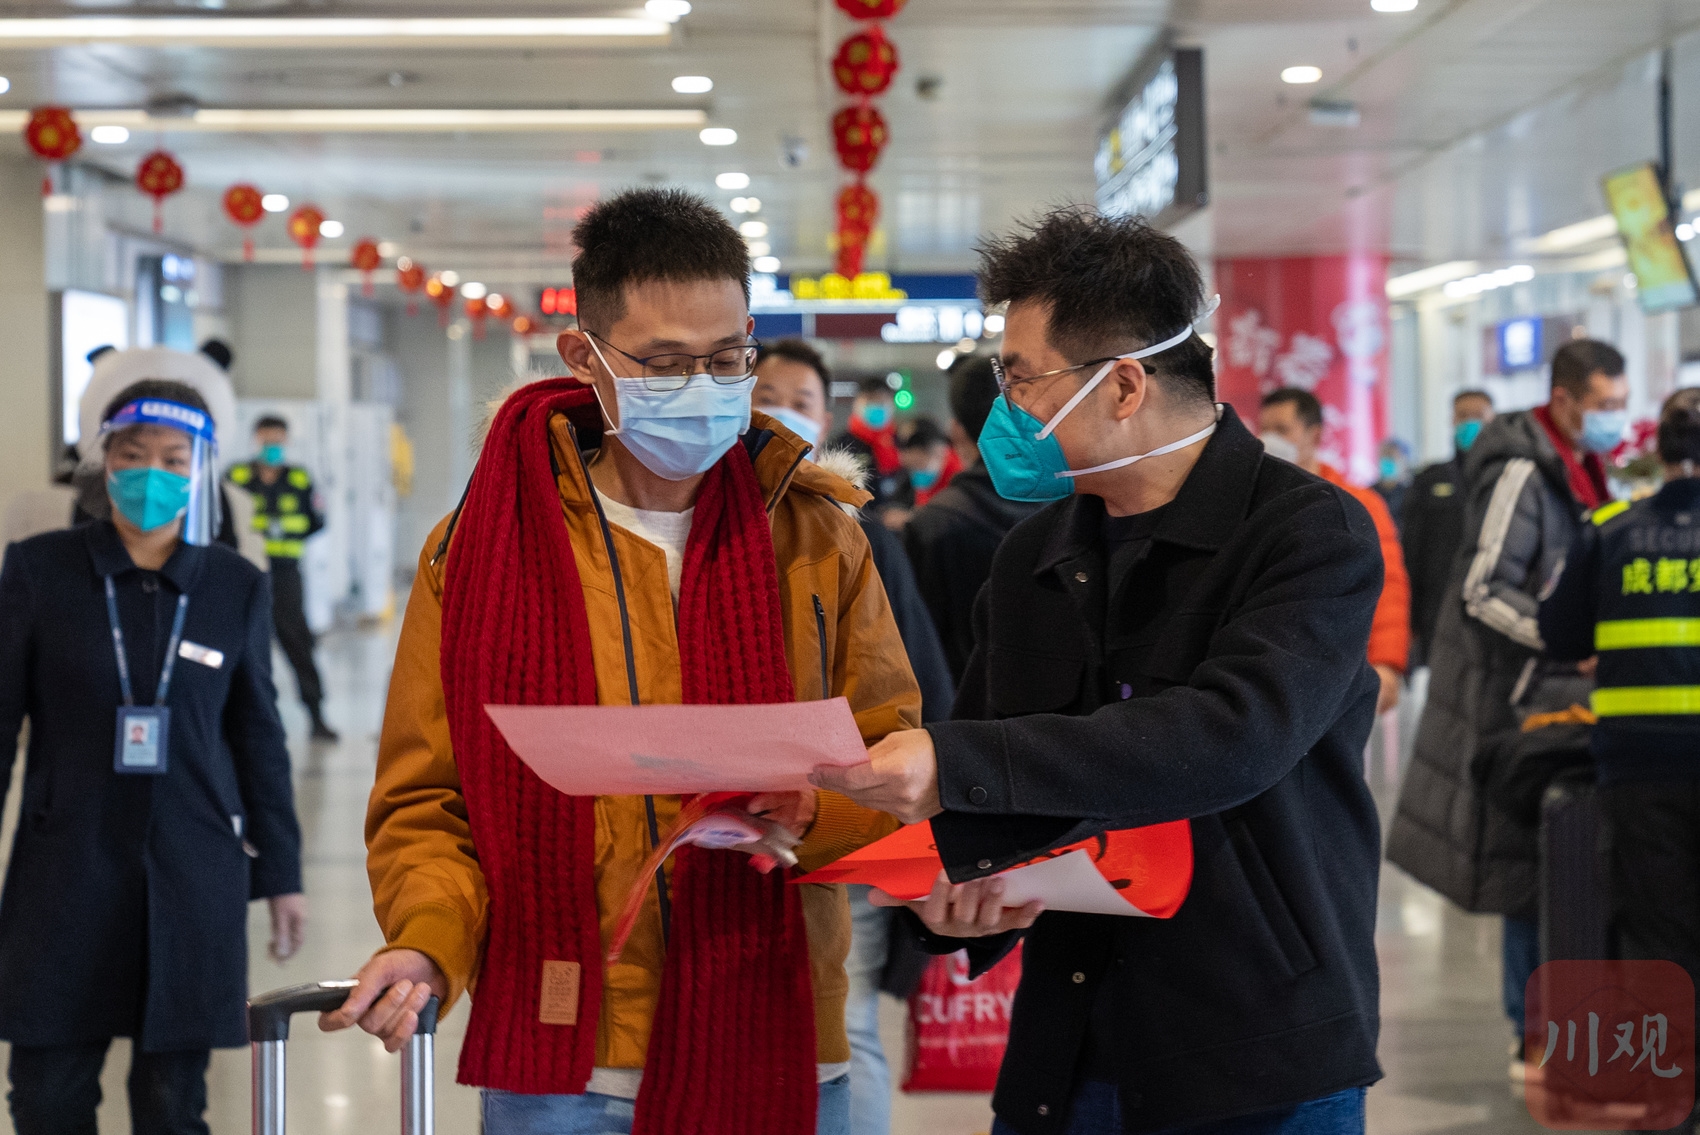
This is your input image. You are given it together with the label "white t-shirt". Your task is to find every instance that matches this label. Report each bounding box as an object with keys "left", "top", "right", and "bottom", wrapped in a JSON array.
[
  {"left": 586, "top": 490, "right": 850, "bottom": 1097},
  {"left": 597, "top": 494, "right": 694, "bottom": 604}
]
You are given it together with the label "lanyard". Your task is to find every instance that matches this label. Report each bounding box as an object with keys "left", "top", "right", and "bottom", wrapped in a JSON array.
[{"left": 104, "top": 576, "right": 189, "bottom": 708}]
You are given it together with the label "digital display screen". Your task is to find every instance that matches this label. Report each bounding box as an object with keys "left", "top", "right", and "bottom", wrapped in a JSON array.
[
  {"left": 60, "top": 290, "right": 129, "bottom": 446},
  {"left": 1602, "top": 162, "right": 1698, "bottom": 314},
  {"left": 1498, "top": 317, "right": 1542, "bottom": 371}
]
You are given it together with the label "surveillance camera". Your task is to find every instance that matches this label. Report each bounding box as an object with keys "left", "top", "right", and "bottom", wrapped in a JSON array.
[
  {"left": 915, "top": 75, "right": 943, "bottom": 101},
  {"left": 781, "top": 135, "right": 809, "bottom": 169}
]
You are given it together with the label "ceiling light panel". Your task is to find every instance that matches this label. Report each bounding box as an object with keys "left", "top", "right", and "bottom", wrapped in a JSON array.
[
  {"left": 0, "top": 18, "right": 672, "bottom": 49},
  {"left": 0, "top": 108, "right": 707, "bottom": 133}
]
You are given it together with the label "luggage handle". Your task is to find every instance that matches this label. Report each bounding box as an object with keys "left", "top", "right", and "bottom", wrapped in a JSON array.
[{"left": 249, "top": 980, "right": 440, "bottom": 1135}]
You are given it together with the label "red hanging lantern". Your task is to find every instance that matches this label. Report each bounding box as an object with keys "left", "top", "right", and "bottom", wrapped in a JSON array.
[
  {"left": 835, "top": 0, "right": 906, "bottom": 18},
  {"left": 135, "top": 150, "right": 185, "bottom": 234},
  {"left": 425, "top": 274, "right": 455, "bottom": 327},
  {"left": 396, "top": 256, "right": 426, "bottom": 316},
  {"left": 287, "top": 204, "right": 325, "bottom": 269},
  {"left": 832, "top": 105, "right": 889, "bottom": 173},
  {"left": 464, "top": 295, "right": 489, "bottom": 339},
  {"left": 350, "top": 237, "right": 382, "bottom": 297},
  {"left": 832, "top": 26, "right": 899, "bottom": 97},
  {"left": 834, "top": 182, "right": 878, "bottom": 280},
  {"left": 223, "top": 184, "right": 265, "bottom": 261},
  {"left": 837, "top": 182, "right": 880, "bottom": 238},
  {"left": 23, "top": 107, "right": 80, "bottom": 195},
  {"left": 835, "top": 229, "right": 871, "bottom": 280}
]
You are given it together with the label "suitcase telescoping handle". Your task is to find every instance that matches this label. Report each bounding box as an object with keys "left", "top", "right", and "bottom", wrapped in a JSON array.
[{"left": 248, "top": 980, "right": 440, "bottom": 1135}]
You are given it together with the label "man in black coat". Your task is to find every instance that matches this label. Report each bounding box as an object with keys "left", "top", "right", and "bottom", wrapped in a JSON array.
[
  {"left": 904, "top": 355, "right": 1043, "bottom": 683},
  {"left": 1401, "top": 388, "right": 1494, "bottom": 667},
  {"left": 815, "top": 208, "right": 1385, "bottom": 1135},
  {"left": 1386, "top": 341, "right": 1626, "bottom": 1075}
]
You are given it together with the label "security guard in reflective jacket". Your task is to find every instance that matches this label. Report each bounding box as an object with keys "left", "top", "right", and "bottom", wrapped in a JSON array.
[
  {"left": 1540, "top": 387, "right": 1700, "bottom": 1011},
  {"left": 226, "top": 415, "right": 337, "bottom": 741}
]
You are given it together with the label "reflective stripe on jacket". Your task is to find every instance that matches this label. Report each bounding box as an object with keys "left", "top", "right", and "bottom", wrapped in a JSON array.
[
  {"left": 226, "top": 463, "right": 324, "bottom": 561},
  {"left": 366, "top": 407, "right": 920, "bottom": 1070},
  {"left": 1539, "top": 478, "right": 1700, "bottom": 782}
]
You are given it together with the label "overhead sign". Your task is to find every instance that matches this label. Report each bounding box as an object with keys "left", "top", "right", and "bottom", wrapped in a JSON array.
[{"left": 1094, "top": 46, "right": 1207, "bottom": 227}]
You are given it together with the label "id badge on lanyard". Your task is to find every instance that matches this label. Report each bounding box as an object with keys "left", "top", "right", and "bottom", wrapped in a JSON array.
[{"left": 106, "top": 576, "right": 188, "bottom": 776}]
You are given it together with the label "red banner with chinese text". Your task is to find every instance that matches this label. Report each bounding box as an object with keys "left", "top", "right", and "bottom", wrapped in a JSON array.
[{"left": 1214, "top": 255, "right": 1391, "bottom": 485}]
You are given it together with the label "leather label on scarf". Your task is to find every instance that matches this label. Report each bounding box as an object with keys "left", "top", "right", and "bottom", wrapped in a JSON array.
[{"left": 539, "top": 960, "right": 582, "bottom": 1026}]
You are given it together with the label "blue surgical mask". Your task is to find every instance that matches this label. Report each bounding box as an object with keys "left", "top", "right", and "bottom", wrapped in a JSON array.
[
  {"left": 108, "top": 467, "right": 191, "bottom": 532},
  {"left": 1580, "top": 409, "right": 1628, "bottom": 455},
  {"left": 910, "top": 467, "right": 940, "bottom": 490},
  {"left": 857, "top": 403, "right": 892, "bottom": 431},
  {"left": 260, "top": 443, "right": 285, "bottom": 466},
  {"left": 980, "top": 300, "right": 1222, "bottom": 503},
  {"left": 1379, "top": 457, "right": 1400, "bottom": 482},
  {"left": 762, "top": 405, "right": 822, "bottom": 448},
  {"left": 1454, "top": 419, "right": 1483, "bottom": 452},
  {"left": 589, "top": 338, "right": 755, "bottom": 481}
]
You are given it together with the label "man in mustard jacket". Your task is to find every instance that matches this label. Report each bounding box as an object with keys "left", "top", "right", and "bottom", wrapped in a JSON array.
[{"left": 320, "top": 188, "right": 919, "bottom": 1135}]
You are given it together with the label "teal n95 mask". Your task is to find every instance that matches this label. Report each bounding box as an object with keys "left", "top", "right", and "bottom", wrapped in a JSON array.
[{"left": 980, "top": 296, "right": 1221, "bottom": 502}]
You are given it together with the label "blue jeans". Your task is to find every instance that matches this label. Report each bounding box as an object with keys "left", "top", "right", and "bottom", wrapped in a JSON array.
[
  {"left": 845, "top": 885, "right": 894, "bottom": 1135},
  {"left": 1502, "top": 914, "right": 1540, "bottom": 1039},
  {"left": 482, "top": 1074, "right": 851, "bottom": 1135},
  {"left": 991, "top": 1083, "right": 1366, "bottom": 1135}
]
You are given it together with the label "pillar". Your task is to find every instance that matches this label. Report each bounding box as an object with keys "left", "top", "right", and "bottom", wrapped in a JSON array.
[{"left": 0, "top": 160, "right": 52, "bottom": 501}]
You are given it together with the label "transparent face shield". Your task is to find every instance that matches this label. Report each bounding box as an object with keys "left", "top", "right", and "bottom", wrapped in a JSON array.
[{"left": 99, "top": 399, "right": 221, "bottom": 545}]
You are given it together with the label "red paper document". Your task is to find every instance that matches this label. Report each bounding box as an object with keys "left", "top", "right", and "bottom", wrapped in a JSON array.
[
  {"left": 797, "top": 819, "right": 1193, "bottom": 918},
  {"left": 484, "top": 697, "right": 867, "bottom": 797}
]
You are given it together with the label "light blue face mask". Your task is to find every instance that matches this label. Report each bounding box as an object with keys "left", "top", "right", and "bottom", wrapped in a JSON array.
[
  {"left": 589, "top": 337, "right": 755, "bottom": 481},
  {"left": 108, "top": 467, "right": 192, "bottom": 532},
  {"left": 762, "top": 405, "right": 823, "bottom": 448},
  {"left": 980, "top": 298, "right": 1221, "bottom": 502},
  {"left": 1580, "top": 409, "right": 1628, "bottom": 455},
  {"left": 260, "top": 443, "right": 285, "bottom": 466}
]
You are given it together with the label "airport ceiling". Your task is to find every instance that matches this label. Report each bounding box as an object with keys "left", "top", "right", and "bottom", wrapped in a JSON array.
[{"left": 0, "top": 0, "right": 1696, "bottom": 274}]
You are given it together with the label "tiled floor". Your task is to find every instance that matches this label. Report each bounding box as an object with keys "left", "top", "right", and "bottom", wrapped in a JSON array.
[{"left": 0, "top": 632, "right": 1604, "bottom": 1133}]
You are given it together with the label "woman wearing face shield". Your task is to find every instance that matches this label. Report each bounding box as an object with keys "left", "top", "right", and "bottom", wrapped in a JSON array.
[{"left": 0, "top": 379, "right": 305, "bottom": 1135}]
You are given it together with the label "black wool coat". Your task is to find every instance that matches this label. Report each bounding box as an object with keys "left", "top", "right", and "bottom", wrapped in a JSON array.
[
  {"left": 921, "top": 407, "right": 1385, "bottom": 1135},
  {"left": 0, "top": 522, "right": 301, "bottom": 1051}
]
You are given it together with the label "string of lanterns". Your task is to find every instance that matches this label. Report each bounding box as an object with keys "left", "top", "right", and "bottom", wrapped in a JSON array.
[
  {"left": 16, "top": 105, "right": 556, "bottom": 340},
  {"left": 829, "top": 0, "right": 905, "bottom": 279}
]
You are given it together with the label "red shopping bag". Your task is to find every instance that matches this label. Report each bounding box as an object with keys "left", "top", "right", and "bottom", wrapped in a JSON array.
[{"left": 902, "top": 943, "right": 1023, "bottom": 1093}]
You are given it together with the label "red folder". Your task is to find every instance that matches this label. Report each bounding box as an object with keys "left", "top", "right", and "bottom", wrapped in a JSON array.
[{"left": 797, "top": 818, "right": 1192, "bottom": 918}]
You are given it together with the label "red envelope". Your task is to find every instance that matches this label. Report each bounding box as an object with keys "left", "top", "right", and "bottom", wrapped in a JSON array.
[{"left": 797, "top": 819, "right": 1192, "bottom": 918}]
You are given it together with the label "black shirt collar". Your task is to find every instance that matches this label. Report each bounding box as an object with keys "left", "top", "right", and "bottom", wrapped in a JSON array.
[
  {"left": 1653, "top": 477, "right": 1700, "bottom": 511},
  {"left": 1036, "top": 405, "right": 1264, "bottom": 577},
  {"left": 85, "top": 520, "right": 207, "bottom": 593}
]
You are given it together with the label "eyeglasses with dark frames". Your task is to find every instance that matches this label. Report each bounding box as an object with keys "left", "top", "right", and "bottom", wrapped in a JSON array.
[
  {"left": 988, "top": 354, "right": 1125, "bottom": 398},
  {"left": 588, "top": 331, "right": 760, "bottom": 393}
]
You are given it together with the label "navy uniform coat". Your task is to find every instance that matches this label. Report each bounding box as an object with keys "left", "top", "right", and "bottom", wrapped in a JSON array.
[{"left": 0, "top": 521, "right": 302, "bottom": 1051}]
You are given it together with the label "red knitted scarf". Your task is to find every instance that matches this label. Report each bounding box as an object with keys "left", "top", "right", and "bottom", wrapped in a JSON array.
[
  {"left": 1533, "top": 404, "right": 1608, "bottom": 511},
  {"left": 440, "top": 379, "right": 817, "bottom": 1134}
]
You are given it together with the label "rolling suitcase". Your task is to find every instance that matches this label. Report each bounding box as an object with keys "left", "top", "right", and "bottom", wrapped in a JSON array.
[
  {"left": 248, "top": 981, "right": 439, "bottom": 1135},
  {"left": 1537, "top": 773, "right": 1611, "bottom": 963}
]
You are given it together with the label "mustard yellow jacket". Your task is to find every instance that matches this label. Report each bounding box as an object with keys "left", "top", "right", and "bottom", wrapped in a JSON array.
[{"left": 366, "top": 408, "right": 918, "bottom": 1069}]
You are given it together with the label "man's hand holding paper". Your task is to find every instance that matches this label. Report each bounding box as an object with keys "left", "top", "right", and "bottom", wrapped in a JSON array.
[{"left": 808, "top": 726, "right": 942, "bottom": 824}]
